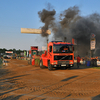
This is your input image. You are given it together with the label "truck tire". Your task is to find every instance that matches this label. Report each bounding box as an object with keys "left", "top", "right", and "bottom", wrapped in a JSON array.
[
  {"left": 40, "top": 60, "right": 45, "bottom": 69},
  {"left": 48, "top": 61, "right": 53, "bottom": 71},
  {"left": 67, "top": 66, "right": 71, "bottom": 70}
]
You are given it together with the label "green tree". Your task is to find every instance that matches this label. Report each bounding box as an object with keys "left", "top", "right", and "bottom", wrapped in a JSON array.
[
  {"left": 13, "top": 48, "right": 16, "bottom": 53},
  {"left": 2, "top": 48, "right": 7, "bottom": 53}
]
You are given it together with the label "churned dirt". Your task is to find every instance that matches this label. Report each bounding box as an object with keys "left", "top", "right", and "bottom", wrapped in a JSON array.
[{"left": 0, "top": 59, "right": 100, "bottom": 100}]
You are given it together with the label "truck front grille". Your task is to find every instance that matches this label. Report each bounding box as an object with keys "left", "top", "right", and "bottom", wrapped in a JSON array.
[
  {"left": 58, "top": 61, "right": 69, "bottom": 65},
  {"left": 54, "top": 55, "right": 72, "bottom": 60}
]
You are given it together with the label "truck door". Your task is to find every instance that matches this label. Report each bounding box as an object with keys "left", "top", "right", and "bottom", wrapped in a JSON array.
[{"left": 48, "top": 46, "right": 52, "bottom": 61}]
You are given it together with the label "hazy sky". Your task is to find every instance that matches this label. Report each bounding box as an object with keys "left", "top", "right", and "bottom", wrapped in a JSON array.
[{"left": 0, "top": 0, "right": 100, "bottom": 50}]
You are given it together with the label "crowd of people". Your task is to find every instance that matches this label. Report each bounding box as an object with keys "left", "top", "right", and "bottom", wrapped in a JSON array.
[{"left": 0, "top": 55, "right": 8, "bottom": 66}]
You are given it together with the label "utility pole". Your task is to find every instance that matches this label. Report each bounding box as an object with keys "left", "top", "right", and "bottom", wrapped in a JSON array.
[
  {"left": 47, "top": 37, "right": 49, "bottom": 51},
  {"left": 64, "top": 37, "right": 67, "bottom": 42},
  {"left": 90, "top": 33, "right": 96, "bottom": 58}
]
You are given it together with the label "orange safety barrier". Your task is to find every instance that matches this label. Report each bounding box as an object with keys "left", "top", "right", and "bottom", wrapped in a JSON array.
[{"left": 32, "top": 59, "right": 35, "bottom": 65}]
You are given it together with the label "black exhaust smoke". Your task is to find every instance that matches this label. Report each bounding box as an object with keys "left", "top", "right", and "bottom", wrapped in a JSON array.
[
  {"left": 38, "top": 4, "right": 100, "bottom": 57},
  {"left": 38, "top": 9, "right": 56, "bottom": 37}
]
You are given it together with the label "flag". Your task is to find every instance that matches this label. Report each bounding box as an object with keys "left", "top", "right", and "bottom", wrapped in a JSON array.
[
  {"left": 72, "top": 38, "right": 77, "bottom": 45},
  {"left": 91, "top": 33, "right": 96, "bottom": 38}
]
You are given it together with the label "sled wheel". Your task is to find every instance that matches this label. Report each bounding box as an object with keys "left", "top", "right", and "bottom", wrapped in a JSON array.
[{"left": 40, "top": 60, "right": 45, "bottom": 69}]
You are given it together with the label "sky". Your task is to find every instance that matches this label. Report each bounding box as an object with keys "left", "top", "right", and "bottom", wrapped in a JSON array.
[{"left": 0, "top": 0, "right": 100, "bottom": 50}]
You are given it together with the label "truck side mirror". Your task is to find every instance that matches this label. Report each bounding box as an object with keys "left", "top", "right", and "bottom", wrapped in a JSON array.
[
  {"left": 44, "top": 50, "right": 47, "bottom": 55},
  {"left": 49, "top": 46, "right": 52, "bottom": 52}
]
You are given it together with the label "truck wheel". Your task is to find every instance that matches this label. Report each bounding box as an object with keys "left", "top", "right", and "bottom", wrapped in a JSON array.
[
  {"left": 40, "top": 60, "right": 45, "bottom": 69},
  {"left": 48, "top": 61, "right": 53, "bottom": 71},
  {"left": 64, "top": 66, "right": 67, "bottom": 69}
]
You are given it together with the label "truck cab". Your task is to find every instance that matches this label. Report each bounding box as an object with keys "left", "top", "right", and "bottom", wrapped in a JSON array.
[{"left": 40, "top": 41, "right": 74, "bottom": 70}]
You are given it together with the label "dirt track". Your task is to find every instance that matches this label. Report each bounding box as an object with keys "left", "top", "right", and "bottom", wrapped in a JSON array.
[{"left": 0, "top": 59, "right": 100, "bottom": 100}]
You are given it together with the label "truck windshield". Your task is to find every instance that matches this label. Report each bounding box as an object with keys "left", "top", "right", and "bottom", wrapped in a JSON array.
[{"left": 53, "top": 44, "right": 73, "bottom": 53}]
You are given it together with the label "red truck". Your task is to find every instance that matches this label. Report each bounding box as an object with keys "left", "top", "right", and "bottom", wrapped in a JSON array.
[{"left": 40, "top": 41, "right": 74, "bottom": 70}]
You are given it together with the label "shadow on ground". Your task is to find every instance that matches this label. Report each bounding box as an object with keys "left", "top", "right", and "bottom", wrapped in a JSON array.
[
  {"left": 61, "top": 76, "right": 78, "bottom": 81},
  {"left": 92, "top": 94, "right": 100, "bottom": 100},
  {"left": 0, "top": 65, "right": 30, "bottom": 100},
  {"left": 1, "top": 95, "right": 22, "bottom": 100},
  {"left": 0, "top": 68, "right": 9, "bottom": 77}
]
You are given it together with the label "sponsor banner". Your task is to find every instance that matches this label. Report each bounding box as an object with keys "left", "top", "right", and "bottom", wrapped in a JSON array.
[
  {"left": 21, "top": 28, "right": 51, "bottom": 34},
  {"left": 91, "top": 33, "right": 96, "bottom": 38},
  {"left": 24, "top": 51, "right": 27, "bottom": 56},
  {"left": 27, "top": 51, "right": 28, "bottom": 56},
  {"left": 31, "top": 46, "right": 38, "bottom": 50},
  {"left": 42, "top": 46, "right": 46, "bottom": 50},
  {"left": 90, "top": 39, "right": 96, "bottom": 50},
  {"left": 38, "top": 49, "right": 41, "bottom": 51},
  {"left": 97, "top": 61, "right": 100, "bottom": 66},
  {"left": 20, "top": 52, "right": 24, "bottom": 56},
  {"left": 5, "top": 51, "right": 13, "bottom": 53}
]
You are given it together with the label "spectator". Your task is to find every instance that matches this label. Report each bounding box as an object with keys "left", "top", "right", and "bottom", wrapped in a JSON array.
[
  {"left": 3, "top": 56, "right": 8, "bottom": 66},
  {"left": 77, "top": 55, "right": 81, "bottom": 68}
]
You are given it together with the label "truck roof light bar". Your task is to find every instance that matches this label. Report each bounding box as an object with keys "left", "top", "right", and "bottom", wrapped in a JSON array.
[
  {"left": 53, "top": 44, "right": 73, "bottom": 46},
  {"left": 51, "top": 41, "right": 62, "bottom": 42}
]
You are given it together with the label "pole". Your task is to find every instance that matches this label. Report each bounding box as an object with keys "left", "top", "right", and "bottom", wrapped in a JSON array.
[
  {"left": 64, "top": 37, "right": 67, "bottom": 42},
  {"left": 90, "top": 38, "right": 91, "bottom": 59},
  {"left": 47, "top": 37, "right": 48, "bottom": 51}
]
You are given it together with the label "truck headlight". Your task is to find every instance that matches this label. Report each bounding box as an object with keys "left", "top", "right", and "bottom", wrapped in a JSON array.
[
  {"left": 54, "top": 62, "right": 57, "bottom": 64},
  {"left": 52, "top": 62, "right": 57, "bottom": 64}
]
